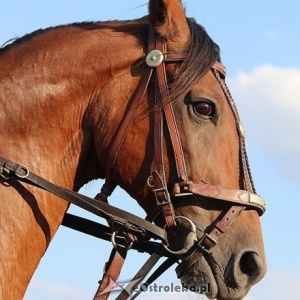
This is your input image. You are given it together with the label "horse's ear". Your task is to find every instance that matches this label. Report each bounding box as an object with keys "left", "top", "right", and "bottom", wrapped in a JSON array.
[{"left": 149, "top": 0, "right": 190, "bottom": 50}]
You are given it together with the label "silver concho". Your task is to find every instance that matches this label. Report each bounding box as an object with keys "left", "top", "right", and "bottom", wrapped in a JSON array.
[{"left": 146, "top": 49, "right": 164, "bottom": 67}]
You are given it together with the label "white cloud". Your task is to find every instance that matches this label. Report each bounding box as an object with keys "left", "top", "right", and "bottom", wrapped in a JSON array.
[{"left": 228, "top": 65, "right": 300, "bottom": 183}]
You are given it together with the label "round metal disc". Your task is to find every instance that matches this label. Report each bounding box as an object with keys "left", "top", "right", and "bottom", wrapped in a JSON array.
[{"left": 146, "top": 49, "right": 164, "bottom": 67}]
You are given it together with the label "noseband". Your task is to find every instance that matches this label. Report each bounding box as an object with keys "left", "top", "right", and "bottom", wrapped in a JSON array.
[{"left": 98, "top": 25, "right": 266, "bottom": 279}]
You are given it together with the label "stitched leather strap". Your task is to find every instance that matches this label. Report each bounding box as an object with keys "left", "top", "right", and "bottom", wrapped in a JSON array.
[
  {"left": 164, "top": 52, "right": 187, "bottom": 62},
  {"left": 149, "top": 26, "right": 181, "bottom": 228},
  {"left": 154, "top": 35, "right": 188, "bottom": 183},
  {"left": 183, "top": 182, "right": 266, "bottom": 215},
  {"left": 0, "top": 157, "right": 168, "bottom": 244},
  {"left": 175, "top": 205, "right": 244, "bottom": 278},
  {"left": 94, "top": 248, "right": 127, "bottom": 300},
  {"left": 99, "top": 67, "right": 153, "bottom": 201}
]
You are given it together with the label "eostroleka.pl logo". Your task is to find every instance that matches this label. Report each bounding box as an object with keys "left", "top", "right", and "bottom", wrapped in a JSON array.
[
  {"left": 133, "top": 282, "right": 211, "bottom": 294},
  {"left": 99, "top": 278, "right": 211, "bottom": 296}
]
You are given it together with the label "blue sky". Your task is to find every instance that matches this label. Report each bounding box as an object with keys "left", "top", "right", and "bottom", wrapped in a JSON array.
[{"left": 1, "top": 1, "right": 300, "bottom": 299}]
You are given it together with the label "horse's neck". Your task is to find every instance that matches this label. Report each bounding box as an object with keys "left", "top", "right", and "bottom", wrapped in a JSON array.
[
  {"left": 0, "top": 27, "right": 107, "bottom": 299},
  {"left": 0, "top": 31, "right": 108, "bottom": 189},
  {"left": 0, "top": 22, "right": 148, "bottom": 300},
  {"left": 1, "top": 23, "right": 144, "bottom": 189}
]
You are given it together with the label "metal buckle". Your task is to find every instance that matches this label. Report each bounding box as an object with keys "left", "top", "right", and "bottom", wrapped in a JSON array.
[
  {"left": 3, "top": 161, "right": 30, "bottom": 179},
  {"left": 197, "top": 233, "right": 218, "bottom": 254},
  {"left": 173, "top": 182, "right": 193, "bottom": 197},
  {"left": 15, "top": 165, "right": 30, "bottom": 179},
  {"left": 0, "top": 166, "right": 11, "bottom": 180},
  {"left": 111, "top": 231, "right": 133, "bottom": 250},
  {"left": 174, "top": 192, "right": 193, "bottom": 197},
  {"left": 152, "top": 186, "right": 171, "bottom": 206}
]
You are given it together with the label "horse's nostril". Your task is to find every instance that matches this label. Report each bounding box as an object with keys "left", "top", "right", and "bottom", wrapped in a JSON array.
[
  {"left": 231, "top": 250, "right": 266, "bottom": 289},
  {"left": 239, "top": 252, "right": 260, "bottom": 277}
]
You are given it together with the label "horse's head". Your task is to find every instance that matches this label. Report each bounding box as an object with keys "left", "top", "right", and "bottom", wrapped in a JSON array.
[{"left": 92, "top": 1, "right": 267, "bottom": 299}]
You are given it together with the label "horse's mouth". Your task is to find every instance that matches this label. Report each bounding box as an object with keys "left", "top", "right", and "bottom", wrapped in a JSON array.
[
  {"left": 178, "top": 252, "right": 254, "bottom": 300},
  {"left": 178, "top": 253, "right": 218, "bottom": 299}
]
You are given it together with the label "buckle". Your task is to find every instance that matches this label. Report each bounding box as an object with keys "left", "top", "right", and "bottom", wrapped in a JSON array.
[
  {"left": 5, "top": 161, "right": 29, "bottom": 179},
  {"left": 174, "top": 192, "right": 193, "bottom": 197},
  {"left": 197, "top": 233, "right": 218, "bottom": 254},
  {"left": 153, "top": 186, "right": 171, "bottom": 206},
  {"left": 0, "top": 161, "right": 29, "bottom": 180},
  {"left": 111, "top": 231, "right": 133, "bottom": 250},
  {"left": 0, "top": 166, "right": 11, "bottom": 180}
]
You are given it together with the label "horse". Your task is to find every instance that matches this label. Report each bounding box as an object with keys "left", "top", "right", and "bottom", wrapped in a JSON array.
[{"left": 0, "top": 1, "right": 267, "bottom": 299}]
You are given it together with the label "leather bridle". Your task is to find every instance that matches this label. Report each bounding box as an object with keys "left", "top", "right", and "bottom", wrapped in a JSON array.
[
  {"left": 0, "top": 25, "right": 266, "bottom": 300},
  {"left": 98, "top": 24, "right": 266, "bottom": 248},
  {"left": 92, "top": 25, "right": 266, "bottom": 298}
]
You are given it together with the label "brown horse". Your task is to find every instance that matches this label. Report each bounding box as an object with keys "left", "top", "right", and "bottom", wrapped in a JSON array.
[{"left": 0, "top": 1, "right": 266, "bottom": 299}]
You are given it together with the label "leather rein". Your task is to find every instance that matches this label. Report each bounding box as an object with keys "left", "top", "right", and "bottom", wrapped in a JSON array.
[{"left": 0, "top": 25, "right": 266, "bottom": 299}]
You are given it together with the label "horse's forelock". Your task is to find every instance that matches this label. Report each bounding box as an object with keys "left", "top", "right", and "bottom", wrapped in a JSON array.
[{"left": 169, "top": 18, "right": 221, "bottom": 103}]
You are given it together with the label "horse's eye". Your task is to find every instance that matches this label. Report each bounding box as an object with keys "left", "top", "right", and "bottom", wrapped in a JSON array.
[{"left": 193, "top": 100, "right": 215, "bottom": 118}]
